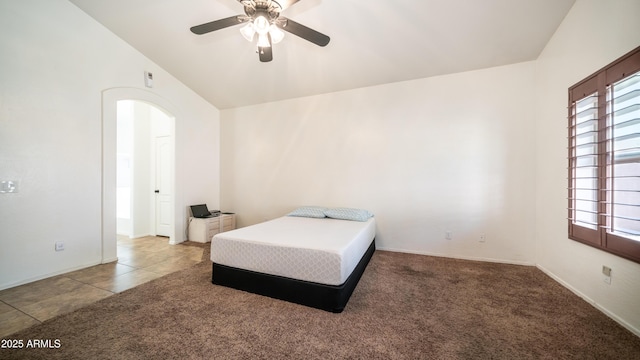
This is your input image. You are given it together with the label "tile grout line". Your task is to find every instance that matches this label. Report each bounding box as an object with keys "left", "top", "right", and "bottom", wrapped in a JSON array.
[
  {"left": 65, "top": 275, "right": 118, "bottom": 296},
  {"left": 0, "top": 299, "right": 42, "bottom": 326}
]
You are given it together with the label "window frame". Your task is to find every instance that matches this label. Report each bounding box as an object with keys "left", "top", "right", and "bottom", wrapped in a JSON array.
[{"left": 568, "top": 46, "right": 640, "bottom": 264}]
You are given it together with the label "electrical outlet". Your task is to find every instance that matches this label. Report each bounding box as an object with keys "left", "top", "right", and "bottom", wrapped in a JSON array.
[
  {"left": 480, "top": 234, "right": 486, "bottom": 243},
  {"left": 55, "top": 242, "right": 65, "bottom": 252},
  {"left": 602, "top": 265, "right": 612, "bottom": 285},
  {"left": 445, "top": 231, "right": 452, "bottom": 240}
]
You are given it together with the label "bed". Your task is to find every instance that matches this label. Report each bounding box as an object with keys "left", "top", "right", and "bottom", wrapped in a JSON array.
[{"left": 210, "top": 207, "right": 376, "bottom": 313}]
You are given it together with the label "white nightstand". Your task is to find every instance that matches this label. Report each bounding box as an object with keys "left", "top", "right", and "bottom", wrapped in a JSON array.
[
  {"left": 188, "top": 213, "right": 236, "bottom": 243},
  {"left": 220, "top": 212, "right": 236, "bottom": 232}
]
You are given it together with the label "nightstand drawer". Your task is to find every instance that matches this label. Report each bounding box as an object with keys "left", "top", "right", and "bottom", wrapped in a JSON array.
[
  {"left": 189, "top": 216, "right": 220, "bottom": 243},
  {"left": 220, "top": 213, "right": 236, "bottom": 232}
]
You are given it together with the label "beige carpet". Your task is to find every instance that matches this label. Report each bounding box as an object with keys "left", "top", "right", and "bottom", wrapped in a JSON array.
[{"left": 2, "top": 250, "right": 639, "bottom": 359}]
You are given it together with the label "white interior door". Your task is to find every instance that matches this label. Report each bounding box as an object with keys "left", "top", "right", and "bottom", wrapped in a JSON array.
[{"left": 155, "top": 136, "right": 172, "bottom": 237}]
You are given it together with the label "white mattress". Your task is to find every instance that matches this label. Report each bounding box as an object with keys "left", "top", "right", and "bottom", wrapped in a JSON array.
[{"left": 211, "top": 216, "right": 376, "bottom": 286}]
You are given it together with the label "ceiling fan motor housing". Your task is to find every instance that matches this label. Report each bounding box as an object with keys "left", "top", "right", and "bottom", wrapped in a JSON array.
[{"left": 243, "top": 0, "right": 283, "bottom": 21}]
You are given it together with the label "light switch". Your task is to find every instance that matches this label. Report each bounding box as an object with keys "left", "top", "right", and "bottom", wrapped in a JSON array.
[
  {"left": 144, "top": 71, "right": 153, "bottom": 88},
  {"left": 0, "top": 180, "right": 19, "bottom": 193}
]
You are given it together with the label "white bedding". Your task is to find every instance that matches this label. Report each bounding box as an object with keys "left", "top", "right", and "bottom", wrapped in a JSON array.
[{"left": 210, "top": 216, "right": 376, "bottom": 286}]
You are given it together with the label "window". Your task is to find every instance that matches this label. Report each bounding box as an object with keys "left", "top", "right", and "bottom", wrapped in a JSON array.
[{"left": 568, "top": 46, "right": 640, "bottom": 264}]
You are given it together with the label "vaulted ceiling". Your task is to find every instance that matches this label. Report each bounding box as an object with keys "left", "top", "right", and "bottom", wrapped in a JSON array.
[{"left": 69, "top": 0, "right": 575, "bottom": 109}]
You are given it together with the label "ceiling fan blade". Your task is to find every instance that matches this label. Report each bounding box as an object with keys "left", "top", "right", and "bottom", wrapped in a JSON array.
[
  {"left": 279, "top": 17, "right": 330, "bottom": 47},
  {"left": 276, "top": 0, "right": 300, "bottom": 11},
  {"left": 190, "top": 16, "right": 245, "bottom": 35},
  {"left": 258, "top": 46, "right": 273, "bottom": 62}
]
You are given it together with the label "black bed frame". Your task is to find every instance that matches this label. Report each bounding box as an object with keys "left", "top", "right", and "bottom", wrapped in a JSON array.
[{"left": 211, "top": 240, "right": 375, "bottom": 313}]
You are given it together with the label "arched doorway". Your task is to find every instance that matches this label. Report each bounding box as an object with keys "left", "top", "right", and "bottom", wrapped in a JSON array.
[
  {"left": 102, "top": 88, "right": 178, "bottom": 263},
  {"left": 116, "top": 100, "right": 174, "bottom": 239}
]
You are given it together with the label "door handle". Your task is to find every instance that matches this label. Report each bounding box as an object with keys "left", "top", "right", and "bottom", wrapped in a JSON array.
[{"left": 154, "top": 190, "right": 160, "bottom": 193}]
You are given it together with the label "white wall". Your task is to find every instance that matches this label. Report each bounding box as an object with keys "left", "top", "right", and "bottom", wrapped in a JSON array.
[
  {"left": 116, "top": 100, "right": 135, "bottom": 236},
  {"left": 0, "top": 0, "right": 220, "bottom": 289},
  {"left": 115, "top": 100, "right": 154, "bottom": 239},
  {"left": 131, "top": 102, "right": 152, "bottom": 238},
  {"left": 535, "top": 0, "right": 640, "bottom": 335},
  {"left": 221, "top": 61, "right": 537, "bottom": 265}
]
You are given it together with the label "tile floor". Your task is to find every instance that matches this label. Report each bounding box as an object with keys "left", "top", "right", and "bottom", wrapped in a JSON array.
[{"left": 0, "top": 236, "right": 206, "bottom": 338}]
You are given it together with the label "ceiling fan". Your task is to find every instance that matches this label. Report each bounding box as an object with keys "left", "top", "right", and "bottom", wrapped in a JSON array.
[{"left": 190, "top": 0, "right": 330, "bottom": 62}]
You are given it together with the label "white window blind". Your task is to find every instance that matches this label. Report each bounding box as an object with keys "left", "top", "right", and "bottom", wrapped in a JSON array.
[
  {"left": 606, "top": 71, "right": 640, "bottom": 241},
  {"left": 570, "top": 92, "right": 599, "bottom": 230}
]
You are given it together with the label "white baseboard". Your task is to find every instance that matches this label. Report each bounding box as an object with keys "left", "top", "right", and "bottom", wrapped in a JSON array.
[
  {"left": 101, "top": 256, "right": 118, "bottom": 264},
  {"left": 0, "top": 260, "right": 102, "bottom": 291},
  {"left": 376, "top": 246, "right": 535, "bottom": 266},
  {"left": 536, "top": 264, "right": 640, "bottom": 337}
]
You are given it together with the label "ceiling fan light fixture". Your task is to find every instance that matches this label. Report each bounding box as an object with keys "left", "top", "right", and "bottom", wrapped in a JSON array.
[
  {"left": 190, "top": 0, "right": 330, "bottom": 62},
  {"left": 269, "top": 24, "right": 284, "bottom": 44},
  {"left": 239, "top": 22, "right": 256, "bottom": 41},
  {"left": 257, "top": 33, "right": 271, "bottom": 48},
  {"left": 253, "top": 15, "right": 270, "bottom": 35}
]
